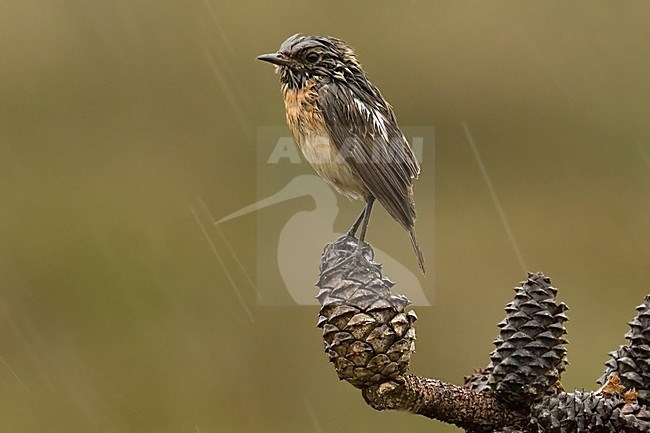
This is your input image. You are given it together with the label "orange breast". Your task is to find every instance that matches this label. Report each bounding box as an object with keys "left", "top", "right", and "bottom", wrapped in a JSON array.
[
  {"left": 282, "top": 80, "right": 367, "bottom": 201},
  {"left": 282, "top": 79, "right": 322, "bottom": 139}
]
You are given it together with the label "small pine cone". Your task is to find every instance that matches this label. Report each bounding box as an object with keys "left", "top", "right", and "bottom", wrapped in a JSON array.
[
  {"left": 464, "top": 366, "right": 493, "bottom": 394},
  {"left": 315, "top": 236, "right": 417, "bottom": 389},
  {"left": 599, "top": 295, "right": 650, "bottom": 405},
  {"left": 489, "top": 272, "right": 569, "bottom": 407},
  {"left": 531, "top": 391, "right": 650, "bottom": 433}
]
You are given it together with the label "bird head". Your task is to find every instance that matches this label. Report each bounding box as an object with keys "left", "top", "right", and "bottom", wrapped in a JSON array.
[{"left": 257, "top": 34, "right": 364, "bottom": 89}]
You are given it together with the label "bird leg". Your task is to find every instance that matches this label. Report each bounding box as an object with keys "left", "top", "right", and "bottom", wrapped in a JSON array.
[
  {"left": 358, "top": 197, "right": 375, "bottom": 241},
  {"left": 347, "top": 197, "right": 375, "bottom": 241},
  {"left": 347, "top": 207, "right": 366, "bottom": 238},
  {"left": 330, "top": 197, "right": 376, "bottom": 271}
]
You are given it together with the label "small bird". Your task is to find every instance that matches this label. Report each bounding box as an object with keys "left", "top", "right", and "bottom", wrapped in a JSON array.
[{"left": 257, "top": 34, "right": 425, "bottom": 274}]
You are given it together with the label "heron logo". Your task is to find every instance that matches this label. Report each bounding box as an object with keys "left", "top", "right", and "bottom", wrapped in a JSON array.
[{"left": 217, "top": 126, "right": 434, "bottom": 306}]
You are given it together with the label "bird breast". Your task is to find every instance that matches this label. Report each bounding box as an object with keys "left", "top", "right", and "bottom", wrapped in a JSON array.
[{"left": 282, "top": 81, "right": 367, "bottom": 201}]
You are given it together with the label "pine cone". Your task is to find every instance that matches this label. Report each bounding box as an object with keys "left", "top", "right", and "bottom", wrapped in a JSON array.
[
  {"left": 464, "top": 366, "right": 493, "bottom": 394},
  {"left": 489, "top": 272, "right": 569, "bottom": 407},
  {"left": 531, "top": 390, "right": 650, "bottom": 433},
  {"left": 316, "top": 236, "right": 417, "bottom": 388},
  {"left": 599, "top": 296, "right": 650, "bottom": 405}
]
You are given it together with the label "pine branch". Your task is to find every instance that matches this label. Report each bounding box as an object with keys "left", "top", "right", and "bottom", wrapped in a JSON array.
[
  {"left": 314, "top": 236, "right": 650, "bottom": 432},
  {"left": 362, "top": 375, "right": 526, "bottom": 432}
]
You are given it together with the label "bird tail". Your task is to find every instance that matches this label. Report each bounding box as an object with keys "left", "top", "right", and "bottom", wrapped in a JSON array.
[{"left": 409, "top": 228, "right": 426, "bottom": 275}]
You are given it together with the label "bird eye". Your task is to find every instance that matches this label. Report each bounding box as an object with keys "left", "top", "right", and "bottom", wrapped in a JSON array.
[{"left": 305, "top": 52, "right": 319, "bottom": 63}]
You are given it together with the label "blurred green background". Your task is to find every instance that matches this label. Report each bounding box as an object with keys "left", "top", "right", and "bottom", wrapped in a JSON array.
[{"left": 1, "top": 1, "right": 649, "bottom": 432}]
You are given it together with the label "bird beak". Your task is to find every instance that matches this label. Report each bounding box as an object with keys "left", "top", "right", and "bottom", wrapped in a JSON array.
[{"left": 256, "top": 52, "right": 292, "bottom": 66}]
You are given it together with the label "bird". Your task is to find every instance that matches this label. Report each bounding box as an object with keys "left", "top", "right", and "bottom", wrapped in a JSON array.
[{"left": 257, "top": 34, "right": 425, "bottom": 274}]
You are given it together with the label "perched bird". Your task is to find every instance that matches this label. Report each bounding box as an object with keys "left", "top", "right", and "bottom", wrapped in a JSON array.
[{"left": 257, "top": 34, "right": 425, "bottom": 274}]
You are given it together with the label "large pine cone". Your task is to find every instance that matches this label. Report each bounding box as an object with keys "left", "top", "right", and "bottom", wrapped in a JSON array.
[
  {"left": 315, "top": 236, "right": 417, "bottom": 388},
  {"left": 599, "top": 296, "right": 650, "bottom": 405},
  {"left": 489, "top": 273, "right": 569, "bottom": 407}
]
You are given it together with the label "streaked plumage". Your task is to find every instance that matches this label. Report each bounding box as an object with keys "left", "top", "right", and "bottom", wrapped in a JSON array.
[{"left": 258, "top": 34, "right": 425, "bottom": 274}]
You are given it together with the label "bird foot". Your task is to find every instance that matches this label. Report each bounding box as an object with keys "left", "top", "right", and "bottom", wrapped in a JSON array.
[{"left": 327, "top": 236, "right": 369, "bottom": 272}]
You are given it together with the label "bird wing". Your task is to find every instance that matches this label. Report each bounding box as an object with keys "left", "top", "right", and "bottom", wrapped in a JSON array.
[{"left": 317, "top": 81, "right": 420, "bottom": 229}]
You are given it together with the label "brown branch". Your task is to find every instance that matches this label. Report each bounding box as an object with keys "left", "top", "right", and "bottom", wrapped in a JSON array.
[
  {"left": 314, "top": 236, "right": 650, "bottom": 432},
  {"left": 362, "top": 375, "right": 526, "bottom": 432}
]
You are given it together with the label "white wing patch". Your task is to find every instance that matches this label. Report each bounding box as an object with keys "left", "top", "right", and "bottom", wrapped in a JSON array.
[{"left": 353, "top": 98, "right": 389, "bottom": 141}]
